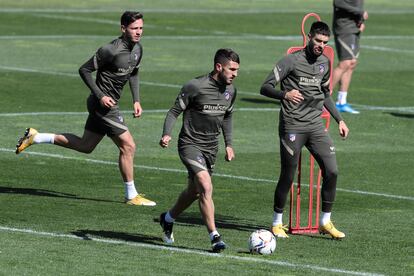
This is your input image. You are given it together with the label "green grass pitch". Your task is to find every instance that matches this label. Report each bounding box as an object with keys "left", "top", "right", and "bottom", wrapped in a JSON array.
[{"left": 0, "top": 0, "right": 413, "bottom": 275}]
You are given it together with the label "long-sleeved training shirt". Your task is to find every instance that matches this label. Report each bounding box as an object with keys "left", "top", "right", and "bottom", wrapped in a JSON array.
[
  {"left": 162, "top": 74, "right": 236, "bottom": 152},
  {"left": 79, "top": 37, "right": 143, "bottom": 104},
  {"left": 260, "top": 47, "right": 342, "bottom": 133}
]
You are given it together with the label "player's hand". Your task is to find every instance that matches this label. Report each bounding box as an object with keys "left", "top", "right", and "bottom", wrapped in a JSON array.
[
  {"left": 159, "top": 135, "right": 171, "bottom": 148},
  {"left": 225, "top": 146, "right": 235, "bottom": 162},
  {"left": 339, "top": 121, "right": 349, "bottom": 139},
  {"left": 359, "top": 23, "right": 366, "bottom": 32},
  {"left": 100, "top": 96, "right": 116, "bottom": 109},
  {"left": 133, "top": 101, "right": 142, "bottom": 118},
  {"left": 363, "top": 11, "right": 369, "bottom": 20},
  {"left": 284, "top": 89, "right": 304, "bottom": 104}
]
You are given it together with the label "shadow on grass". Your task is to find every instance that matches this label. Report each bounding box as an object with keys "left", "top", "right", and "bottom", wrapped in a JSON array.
[
  {"left": 71, "top": 229, "right": 214, "bottom": 253},
  {"left": 0, "top": 186, "right": 120, "bottom": 204},
  {"left": 153, "top": 211, "right": 266, "bottom": 233},
  {"left": 240, "top": 97, "right": 280, "bottom": 105},
  {"left": 387, "top": 112, "right": 414, "bottom": 119}
]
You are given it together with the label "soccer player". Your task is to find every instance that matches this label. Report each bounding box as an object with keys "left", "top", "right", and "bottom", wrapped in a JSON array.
[
  {"left": 159, "top": 48, "right": 240, "bottom": 252},
  {"left": 332, "top": 0, "right": 368, "bottom": 114},
  {"left": 15, "top": 11, "right": 155, "bottom": 206},
  {"left": 260, "top": 21, "right": 349, "bottom": 239}
]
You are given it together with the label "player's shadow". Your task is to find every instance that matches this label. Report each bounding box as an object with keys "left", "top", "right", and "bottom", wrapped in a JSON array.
[
  {"left": 387, "top": 112, "right": 414, "bottom": 119},
  {"left": 0, "top": 186, "right": 119, "bottom": 204},
  {"left": 240, "top": 97, "right": 281, "bottom": 105},
  {"left": 71, "top": 229, "right": 213, "bottom": 252},
  {"left": 72, "top": 229, "right": 160, "bottom": 244},
  {"left": 154, "top": 212, "right": 266, "bottom": 233}
]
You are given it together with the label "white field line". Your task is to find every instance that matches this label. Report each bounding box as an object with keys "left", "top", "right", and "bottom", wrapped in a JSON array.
[
  {"left": 0, "top": 7, "right": 413, "bottom": 14},
  {"left": 0, "top": 226, "right": 384, "bottom": 276},
  {"left": 0, "top": 108, "right": 282, "bottom": 117},
  {"left": 1, "top": 148, "right": 413, "bottom": 201},
  {"left": 1, "top": 34, "right": 414, "bottom": 41},
  {"left": 361, "top": 45, "right": 414, "bottom": 54},
  {"left": 0, "top": 65, "right": 413, "bottom": 112}
]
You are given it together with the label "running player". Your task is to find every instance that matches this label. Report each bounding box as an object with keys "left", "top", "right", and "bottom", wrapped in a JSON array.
[
  {"left": 159, "top": 48, "right": 240, "bottom": 252},
  {"left": 15, "top": 11, "right": 155, "bottom": 206},
  {"left": 332, "top": 0, "right": 368, "bottom": 114},
  {"left": 260, "top": 21, "right": 349, "bottom": 239}
]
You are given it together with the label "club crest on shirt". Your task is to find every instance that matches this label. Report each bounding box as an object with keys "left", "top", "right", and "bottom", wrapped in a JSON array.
[
  {"left": 319, "top": 64, "right": 325, "bottom": 74},
  {"left": 289, "top": 134, "right": 296, "bottom": 142},
  {"left": 224, "top": 90, "right": 231, "bottom": 101}
]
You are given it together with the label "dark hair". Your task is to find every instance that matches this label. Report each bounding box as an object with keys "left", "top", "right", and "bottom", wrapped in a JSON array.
[
  {"left": 309, "top": 21, "right": 331, "bottom": 37},
  {"left": 214, "top": 48, "right": 240, "bottom": 66},
  {"left": 121, "top": 11, "right": 143, "bottom": 27}
]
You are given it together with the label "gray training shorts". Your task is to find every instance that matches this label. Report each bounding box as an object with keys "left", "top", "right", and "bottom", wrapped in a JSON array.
[
  {"left": 85, "top": 95, "right": 128, "bottom": 137},
  {"left": 334, "top": 32, "right": 360, "bottom": 61},
  {"left": 178, "top": 144, "right": 216, "bottom": 178}
]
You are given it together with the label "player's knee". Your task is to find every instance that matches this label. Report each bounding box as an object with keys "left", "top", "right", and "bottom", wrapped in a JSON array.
[
  {"left": 196, "top": 173, "right": 213, "bottom": 197},
  {"left": 81, "top": 148, "right": 94, "bottom": 154},
  {"left": 120, "top": 141, "right": 136, "bottom": 155},
  {"left": 325, "top": 167, "right": 338, "bottom": 181},
  {"left": 350, "top": 59, "right": 358, "bottom": 69},
  {"left": 78, "top": 144, "right": 96, "bottom": 154},
  {"left": 339, "top": 60, "right": 354, "bottom": 70}
]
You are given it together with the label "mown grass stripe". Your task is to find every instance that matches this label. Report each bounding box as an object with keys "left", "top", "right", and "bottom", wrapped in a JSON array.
[
  {"left": 0, "top": 65, "right": 413, "bottom": 112},
  {"left": 0, "top": 226, "right": 384, "bottom": 276},
  {"left": 1, "top": 148, "right": 412, "bottom": 201}
]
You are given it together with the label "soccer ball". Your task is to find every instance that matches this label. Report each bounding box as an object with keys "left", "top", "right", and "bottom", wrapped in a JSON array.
[{"left": 248, "top": 229, "right": 276, "bottom": 255}]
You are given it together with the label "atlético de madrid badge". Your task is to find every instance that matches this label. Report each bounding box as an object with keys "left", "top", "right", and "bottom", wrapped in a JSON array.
[
  {"left": 319, "top": 64, "right": 325, "bottom": 74},
  {"left": 224, "top": 91, "right": 231, "bottom": 100}
]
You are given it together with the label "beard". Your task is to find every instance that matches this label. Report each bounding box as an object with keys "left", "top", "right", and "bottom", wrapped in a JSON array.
[
  {"left": 218, "top": 71, "right": 232, "bottom": 85},
  {"left": 307, "top": 42, "right": 323, "bottom": 58}
]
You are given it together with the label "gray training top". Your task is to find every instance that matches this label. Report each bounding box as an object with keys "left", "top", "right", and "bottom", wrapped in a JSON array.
[
  {"left": 260, "top": 48, "right": 342, "bottom": 133},
  {"left": 79, "top": 37, "right": 143, "bottom": 104},
  {"left": 162, "top": 74, "right": 236, "bottom": 152},
  {"left": 333, "top": 0, "right": 365, "bottom": 35}
]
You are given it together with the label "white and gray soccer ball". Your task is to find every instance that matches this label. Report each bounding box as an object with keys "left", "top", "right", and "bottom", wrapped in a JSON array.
[{"left": 248, "top": 229, "right": 276, "bottom": 255}]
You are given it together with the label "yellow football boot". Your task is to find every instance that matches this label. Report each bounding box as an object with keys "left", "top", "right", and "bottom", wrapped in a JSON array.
[
  {"left": 16, "top": 128, "right": 38, "bottom": 154},
  {"left": 271, "top": 224, "right": 289, "bottom": 238},
  {"left": 319, "top": 221, "right": 345, "bottom": 239},
  {"left": 125, "top": 194, "right": 156, "bottom": 206}
]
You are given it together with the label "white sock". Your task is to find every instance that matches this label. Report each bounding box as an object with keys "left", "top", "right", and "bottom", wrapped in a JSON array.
[
  {"left": 209, "top": 230, "right": 220, "bottom": 240},
  {"left": 337, "top": 91, "right": 348, "bottom": 105},
  {"left": 165, "top": 211, "right": 175, "bottom": 223},
  {"left": 272, "top": 212, "right": 283, "bottom": 226},
  {"left": 320, "top": 212, "right": 331, "bottom": 226},
  {"left": 124, "top": 181, "right": 138, "bottom": 199},
  {"left": 33, "top": 133, "right": 55, "bottom": 144}
]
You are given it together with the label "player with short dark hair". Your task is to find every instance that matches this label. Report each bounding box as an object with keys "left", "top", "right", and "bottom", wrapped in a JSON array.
[
  {"left": 332, "top": 0, "right": 368, "bottom": 114},
  {"left": 15, "top": 11, "right": 155, "bottom": 206},
  {"left": 260, "top": 21, "right": 349, "bottom": 239},
  {"left": 159, "top": 48, "right": 240, "bottom": 252}
]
